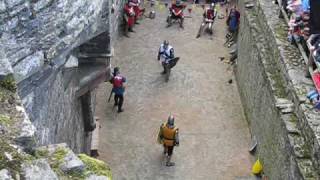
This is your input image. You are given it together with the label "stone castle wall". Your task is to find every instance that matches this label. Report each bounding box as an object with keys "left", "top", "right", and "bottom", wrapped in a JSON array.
[
  {"left": 0, "top": 0, "right": 124, "bottom": 153},
  {"left": 236, "top": 0, "right": 320, "bottom": 178}
]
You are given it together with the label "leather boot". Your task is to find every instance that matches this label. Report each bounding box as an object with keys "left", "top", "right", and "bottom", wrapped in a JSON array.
[{"left": 166, "top": 156, "right": 175, "bottom": 166}]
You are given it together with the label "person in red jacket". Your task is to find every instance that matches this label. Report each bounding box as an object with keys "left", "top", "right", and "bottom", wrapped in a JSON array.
[
  {"left": 124, "top": 2, "right": 136, "bottom": 37},
  {"left": 110, "top": 67, "right": 126, "bottom": 113},
  {"left": 167, "top": 0, "right": 186, "bottom": 28}
]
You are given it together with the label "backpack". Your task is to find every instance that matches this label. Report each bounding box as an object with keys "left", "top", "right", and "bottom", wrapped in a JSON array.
[{"left": 113, "top": 76, "right": 123, "bottom": 88}]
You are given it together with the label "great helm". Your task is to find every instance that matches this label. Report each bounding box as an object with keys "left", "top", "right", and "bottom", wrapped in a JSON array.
[
  {"left": 163, "top": 40, "right": 169, "bottom": 46},
  {"left": 163, "top": 40, "right": 169, "bottom": 49},
  {"left": 167, "top": 115, "right": 175, "bottom": 127},
  {"left": 210, "top": 3, "right": 215, "bottom": 8}
]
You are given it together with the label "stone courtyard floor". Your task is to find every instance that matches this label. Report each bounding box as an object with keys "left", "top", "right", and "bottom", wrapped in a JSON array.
[{"left": 96, "top": 4, "right": 252, "bottom": 180}]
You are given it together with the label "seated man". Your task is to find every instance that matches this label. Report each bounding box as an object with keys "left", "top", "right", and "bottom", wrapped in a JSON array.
[
  {"left": 167, "top": 0, "right": 186, "bottom": 28},
  {"left": 196, "top": 3, "right": 217, "bottom": 38},
  {"left": 129, "top": 0, "right": 145, "bottom": 24}
]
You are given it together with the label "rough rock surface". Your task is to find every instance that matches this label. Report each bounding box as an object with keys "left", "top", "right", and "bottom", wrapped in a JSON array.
[
  {"left": 0, "top": 169, "right": 13, "bottom": 180},
  {"left": 60, "top": 149, "right": 85, "bottom": 173},
  {"left": 1, "top": 0, "right": 123, "bottom": 153},
  {"left": 21, "top": 159, "right": 58, "bottom": 180}
]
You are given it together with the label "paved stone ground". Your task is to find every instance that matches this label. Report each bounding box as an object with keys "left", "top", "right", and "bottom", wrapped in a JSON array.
[{"left": 96, "top": 4, "right": 252, "bottom": 180}]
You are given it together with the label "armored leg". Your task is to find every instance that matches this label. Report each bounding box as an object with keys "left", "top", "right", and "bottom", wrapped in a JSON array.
[
  {"left": 196, "top": 23, "right": 206, "bottom": 38},
  {"left": 124, "top": 23, "right": 130, "bottom": 37},
  {"left": 166, "top": 16, "right": 172, "bottom": 27},
  {"left": 180, "top": 17, "right": 184, "bottom": 29}
]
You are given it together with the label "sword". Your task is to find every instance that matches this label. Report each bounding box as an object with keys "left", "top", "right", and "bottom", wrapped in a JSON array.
[{"left": 107, "top": 90, "right": 113, "bottom": 102}]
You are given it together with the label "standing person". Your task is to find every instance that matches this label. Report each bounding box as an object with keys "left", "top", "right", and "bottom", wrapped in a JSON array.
[
  {"left": 226, "top": 6, "right": 240, "bottom": 38},
  {"left": 124, "top": 1, "right": 136, "bottom": 37},
  {"left": 157, "top": 40, "right": 174, "bottom": 75},
  {"left": 158, "top": 115, "right": 179, "bottom": 166},
  {"left": 111, "top": 67, "right": 126, "bottom": 113}
]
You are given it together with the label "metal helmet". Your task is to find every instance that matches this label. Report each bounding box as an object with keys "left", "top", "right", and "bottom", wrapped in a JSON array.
[
  {"left": 163, "top": 40, "right": 169, "bottom": 49},
  {"left": 167, "top": 115, "right": 175, "bottom": 127},
  {"left": 210, "top": 3, "right": 215, "bottom": 9}
]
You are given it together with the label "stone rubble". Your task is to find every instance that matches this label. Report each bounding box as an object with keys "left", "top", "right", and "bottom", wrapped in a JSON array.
[
  {"left": 0, "top": 169, "right": 13, "bottom": 180},
  {"left": 21, "top": 159, "right": 58, "bottom": 180}
]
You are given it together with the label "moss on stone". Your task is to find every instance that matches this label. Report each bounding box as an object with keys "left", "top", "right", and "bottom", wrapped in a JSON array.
[
  {"left": 0, "top": 75, "right": 17, "bottom": 92},
  {"left": 0, "top": 139, "right": 25, "bottom": 177},
  {"left": 0, "top": 114, "right": 11, "bottom": 125},
  {"left": 78, "top": 154, "right": 112, "bottom": 179},
  {"left": 274, "top": 23, "right": 288, "bottom": 41},
  {"left": 35, "top": 148, "right": 49, "bottom": 159},
  {"left": 47, "top": 146, "right": 68, "bottom": 178},
  {"left": 270, "top": 71, "right": 287, "bottom": 98},
  {"left": 0, "top": 87, "right": 12, "bottom": 102},
  {"left": 290, "top": 114, "right": 298, "bottom": 123}
]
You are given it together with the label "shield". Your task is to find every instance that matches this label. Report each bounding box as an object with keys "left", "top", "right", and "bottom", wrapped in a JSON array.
[{"left": 168, "top": 57, "right": 180, "bottom": 69}]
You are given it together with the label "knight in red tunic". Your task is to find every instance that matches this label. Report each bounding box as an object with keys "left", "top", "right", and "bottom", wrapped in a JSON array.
[
  {"left": 129, "top": 0, "right": 145, "bottom": 24},
  {"left": 124, "top": 2, "right": 136, "bottom": 37},
  {"left": 167, "top": 0, "right": 186, "bottom": 28},
  {"left": 196, "top": 3, "right": 217, "bottom": 38}
]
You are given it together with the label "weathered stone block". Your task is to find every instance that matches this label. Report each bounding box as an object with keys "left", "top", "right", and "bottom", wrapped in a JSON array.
[
  {"left": 21, "top": 159, "right": 58, "bottom": 180},
  {"left": 5, "top": 0, "right": 24, "bottom": 9},
  {"left": 3, "top": 17, "right": 19, "bottom": 32},
  {"left": 15, "top": 105, "right": 35, "bottom": 138},
  {"left": 60, "top": 150, "right": 85, "bottom": 173},
  {"left": 6, "top": 47, "right": 33, "bottom": 66},
  {"left": 64, "top": 55, "right": 78, "bottom": 68},
  {"left": 0, "top": 169, "right": 13, "bottom": 180},
  {"left": 33, "top": 0, "right": 53, "bottom": 12},
  {"left": 8, "top": 3, "right": 27, "bottom": 17},
  {"left": 0, "top": 1, "right": 6, "bottom": 13},
  {"left": 13, "top": 51, "right": 44, "bottom": 82},
  {"left": 0, "top": 58, "right": 13, "bottom": 79}
]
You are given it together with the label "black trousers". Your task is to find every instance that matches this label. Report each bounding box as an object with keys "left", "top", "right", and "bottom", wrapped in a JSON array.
[
  {"left": 162, "top": 62, "right": 170, "bottom": 73},
  {"left": 114, "top": 94, "right": 124, "bottom": 111}
]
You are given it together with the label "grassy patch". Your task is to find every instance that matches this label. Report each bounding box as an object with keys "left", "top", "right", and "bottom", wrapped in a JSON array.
[
  {"left": 271, "top": 71, "right": 287, "bottom": 98},
  {"left": 0, "top": 87, "right": 12, "bottom": 102},
  {"left": 78, "top": 154, "right": 112, "bottom": 179},
  {"left": 290, "top": 114, "right": 298, "bottom": 123},
  {"left": 0, "top": 75, "right": 17, "bottom": 92},
  {"left": 49, "top": 147, "right": 68, "bottom": 177},
  {"left": 34, "top": 148, "right": 49, "bottom": 159},
  {"left": 0, "top": 139, "right": 25, "bottom": 176},
  {"left": 0, "top": 114, "right": 11, "bottom": 125}
]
